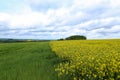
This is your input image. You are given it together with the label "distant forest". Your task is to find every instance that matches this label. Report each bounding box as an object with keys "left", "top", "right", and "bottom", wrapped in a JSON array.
[{"left": 0, "top": 39, "right": 50, "bottom": 43}]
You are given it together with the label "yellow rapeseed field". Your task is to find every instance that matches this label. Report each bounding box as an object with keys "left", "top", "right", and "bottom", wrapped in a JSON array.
[{"left": 50, "top": 39, "right": 120, "bottom": 80}]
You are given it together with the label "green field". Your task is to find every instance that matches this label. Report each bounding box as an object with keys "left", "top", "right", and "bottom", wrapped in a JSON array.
[
  {"left": 0, "top": 40, "right": 120, "bottom": 80},
  {"left": 0, "top": 42, "right": 59, "bottom": 80}
]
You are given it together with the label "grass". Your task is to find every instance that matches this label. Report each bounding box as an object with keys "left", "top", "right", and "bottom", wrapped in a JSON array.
[{"left": 0, "top": 42, "right": 59, "bottom": 80}]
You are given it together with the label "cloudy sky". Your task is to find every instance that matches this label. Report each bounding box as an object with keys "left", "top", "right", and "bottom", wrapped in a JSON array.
[{"left": 0, "top": 0, "right": 120, "bottom": 39}]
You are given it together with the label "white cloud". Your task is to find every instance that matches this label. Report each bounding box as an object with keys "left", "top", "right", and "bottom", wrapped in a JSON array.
[
  {"left": 0, "top": 11, "right": 54, "bottom": 29},
  {"left": 73, "top": 0, "right": 105, "bottom": 9},
  {"left": 9, "top": 12, "right": 48, "bottom": 28},
  {"left": 0, "top": 13, "right": 10, "bottom": 22},
  {"left": 0, "top": 0, "right": 120, "bottom": 39},
  {"left": 110, "top": 0, "right": 120, "bottom": 8},
  {"left": 106, "top": 25, "right": 120, "bottom": 32}
]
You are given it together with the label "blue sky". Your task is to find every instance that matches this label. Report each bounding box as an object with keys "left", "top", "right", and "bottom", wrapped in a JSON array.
[{"left": 0, "top": 0, "right": 120, "bottom": 39}]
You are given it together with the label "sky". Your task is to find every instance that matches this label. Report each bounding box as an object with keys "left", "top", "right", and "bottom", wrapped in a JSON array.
[{"left": 0, "top": 0, "right": 120, "bottom": 39}]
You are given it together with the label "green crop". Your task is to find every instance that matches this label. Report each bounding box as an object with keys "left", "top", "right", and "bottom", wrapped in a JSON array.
[{"left": 0, "top": 42, "right": 58, "bottom": 80}]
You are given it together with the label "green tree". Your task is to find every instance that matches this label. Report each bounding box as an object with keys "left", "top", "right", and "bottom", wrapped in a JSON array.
[{"left": 65, "top": 35, "right": 87, "bottom": 40}]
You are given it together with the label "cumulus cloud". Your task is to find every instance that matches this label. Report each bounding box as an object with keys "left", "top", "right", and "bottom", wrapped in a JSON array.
[{"left": 0, "top": 0, "right": 120, "bottom": 39}]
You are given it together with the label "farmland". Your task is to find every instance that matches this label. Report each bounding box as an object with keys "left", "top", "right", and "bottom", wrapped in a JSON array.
[
  {"left": 50, "top": 39, "right": 120, "bottom": 80},
  {"left": 0, "top": 39, "right": 120, "bottom": 80},
  {"left": 0, "top": 42, "right": 59, "bottom": 80}
]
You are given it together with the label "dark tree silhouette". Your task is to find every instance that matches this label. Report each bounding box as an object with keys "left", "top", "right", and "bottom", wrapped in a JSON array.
[{"left": 65, "top": 35, "right": 87, "bottom": 40}]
